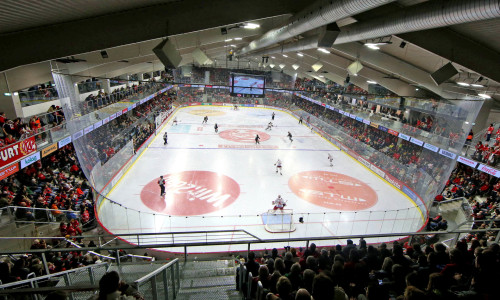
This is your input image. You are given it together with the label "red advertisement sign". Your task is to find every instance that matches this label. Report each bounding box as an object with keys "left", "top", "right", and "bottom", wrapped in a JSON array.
[
  {"left": 0, "top": 137, "right": 37, "bottom": 168},
  {"left": 388, "top": 129, "right": 399, "bottom": 136},
  {"left": 0, "top": 163, "right": 19, "bottom": 180}
]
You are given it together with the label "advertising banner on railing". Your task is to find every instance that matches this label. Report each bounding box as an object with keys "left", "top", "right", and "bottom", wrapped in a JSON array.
[
  {"left": 423, "top": 143, "right": 439, "bottom": 152},
  {"left": 457, "top": 156, "right": 478, "bottom": 168},
  {"left": 477, "top": 164, "right": 500, "bottom": 178},
  {"left": 20, "top": 151, "right": 40, "bottom": 169},
  {"left": 41, "top": 142, "right": 58, "bottom": 158},
  {"left": 58, "top": 136, "right": 72, "bottom": 148},
  {"left": 0, "top": 137, "right": 37, "bottom": 169},
  {"left": 0, "top": 163, "right": 19, "bottom": 181}
]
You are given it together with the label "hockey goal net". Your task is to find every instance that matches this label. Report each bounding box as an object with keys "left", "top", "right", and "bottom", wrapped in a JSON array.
[{"left": 262, "top": 209, "right": 296, "bottom": 233}]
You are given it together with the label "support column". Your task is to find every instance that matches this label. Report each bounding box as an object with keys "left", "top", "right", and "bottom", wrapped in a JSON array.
[
  {"left": 0, "top": 73, "right": 23, "bottom": 119},
  {"left": 101, "top": 79, "right": 111, "bottom": 94}
]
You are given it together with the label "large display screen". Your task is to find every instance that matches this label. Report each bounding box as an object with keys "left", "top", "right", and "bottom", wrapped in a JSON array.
[{"left": 230, "top": 73, "right": 265, "bottom": 98}]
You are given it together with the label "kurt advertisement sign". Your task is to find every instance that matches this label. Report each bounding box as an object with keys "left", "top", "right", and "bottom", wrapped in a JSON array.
[{"left": 0, "top": 137, "right": 37, "bottom": 168}]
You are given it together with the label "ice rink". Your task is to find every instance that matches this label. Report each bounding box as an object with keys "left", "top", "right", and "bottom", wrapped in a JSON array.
[{"left": 99, "top": 106, "right": 424, "bottom": 253}]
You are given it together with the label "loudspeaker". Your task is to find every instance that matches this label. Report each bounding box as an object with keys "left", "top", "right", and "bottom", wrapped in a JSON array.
[
  {"left": 192, "top": 48, "right": 211, "bottom": 65},
  {"left": 153, "top": 38, "right": 182, "bottom": 69},
  {"left": 100, "top": 50, "right": 108, "bottom": 59},
  {"left": 347, "top": 60, "right": 363, "bottom": 75},
  {"left": 318, "top": 22, "right": 340, "bottom": 48},
  {"left": 430, "top": 62, "right": 459, "bottom": 85}
]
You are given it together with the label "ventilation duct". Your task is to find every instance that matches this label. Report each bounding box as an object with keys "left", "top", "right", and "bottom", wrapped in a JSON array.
[
  {"left": 236, "top": 0, "right": 395, "bottom": 56},
  {"left": 243, "top": 0, "right": 500, "bottom": 60},
  {"left": 335, "top": 0, "right": 500, "bottom": 44}
]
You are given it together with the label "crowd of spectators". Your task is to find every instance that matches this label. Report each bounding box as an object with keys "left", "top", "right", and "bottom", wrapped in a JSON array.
[
  {"left": 240, "top": 239, "right": 499, "bottom": 300},
  {"left": 0, "top": 143, "right": 94, "bottom": 232},
  {"left": 435, "top": 163, "right": 500, "bottom": 241},
  {"left": 471, "top": 124, "right": 500, "bottom": 167},
  {"left": 82, "top": 80, "right": 167, "bottom": 114},
  {"left": 0, "top": 238, "right": 99, "bottom": 283}
]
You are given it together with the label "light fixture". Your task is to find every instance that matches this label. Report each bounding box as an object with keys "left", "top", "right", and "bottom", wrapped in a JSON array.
[
  {"left": 282, "top": 54, "right": 288, "bottom": 57},
  {"left": 279, "top": 64, "right": 285, "bottom": 69},
  {"left": 471, "top": 84, "right": 484, "bottom": 87},
  {"left": 457, "top": 82, "right": 470, "bottom": 86},
  {"left": 230, "top": 44, "right": 236, "bottom": 47},
  {"left": 415, "top": 88, "right": 419, "bottom": 91},
  {"left": 243, "top": 23, "right": 260, "bottom": 29},
  {"left": 224, "top": 39, "right": 233, "bottom": 42},
  {"left": 234, "top": 37, "right": 242, "bottom": 40},
  {"left": 269, "top": 64, "right": 275, "bottom": 68},
  {"left": 319, "top": 75, "right": 324, "bottom": 78},
  {"left": 367, "top": 80, "right": 377, "bottom": 84},
  {"left": 3, "top": 92, "right": 11, "bottom": 96},
  {"left": 297, "top": 53, "right": 303, "bottom": 57},
  {"left": 13, "top": 92, "right": 18, "bottom": 96},
  {"left": 478, "top": 93, "right": 491, "bottom": 99},
  {"left": 352, "top": 74, "right": 358, "bottom": 76},
  {"left": 312, "top": 62, "right": 323, "bottom": 72},
  {"left": 317, "top": 48, "right": 330, "bottom": 54},
  {"left": 271, "top": 56, "right": 276, "bottom": 59},
  {"left": 365, "top": 44, "right": 380, "bottom": 50},
  {"left": 292, "top": 64, "right": 299, "bottom": 70}
]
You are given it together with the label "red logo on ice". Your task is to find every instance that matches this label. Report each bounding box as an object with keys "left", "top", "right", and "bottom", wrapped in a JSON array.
[
  {"left": 219, "top": 129, "right": 270, "bottom": 143},
  {"left": 288, "top": 171, "right": 377, "bottom": 211},
  {"left": 140, "top": 171, "right": 240, "bottom": 215}
]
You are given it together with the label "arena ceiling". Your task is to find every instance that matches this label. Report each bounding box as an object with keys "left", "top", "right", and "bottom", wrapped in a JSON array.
[{"left": 1, "top": 0, "right": 500, "bottom": 103}]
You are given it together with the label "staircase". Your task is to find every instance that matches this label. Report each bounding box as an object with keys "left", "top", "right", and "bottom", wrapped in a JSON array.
[{"left": 177, "top": 260, "right": 240, "bottom": 300}]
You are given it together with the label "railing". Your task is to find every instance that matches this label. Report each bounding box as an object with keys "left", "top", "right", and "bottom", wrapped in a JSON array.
[
  {"left": 0, "top": 206, "right": 81, "bottom": 225},
  {"left": 134, "top": 258, "right": 180, "bottom": 300},
  {"left": 1, "top": 226, "right": 499, "bottom": 259},
  {"left": 0, "top": 262, "right": 109, "bottom": 300}
]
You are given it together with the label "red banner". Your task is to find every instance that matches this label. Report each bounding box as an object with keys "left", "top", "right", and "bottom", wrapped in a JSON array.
[
  {"left": 0, "top": 163, "right": 19, "bottom": 180},
  {"left": 388, "top": 129, "right": 399, "bottom": 136},
  {"left": 0, "top": 137, "right": 37, "bottom": 168}
]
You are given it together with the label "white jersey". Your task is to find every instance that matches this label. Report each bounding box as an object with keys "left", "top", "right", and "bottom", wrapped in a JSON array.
[
  {"left": 328, "top": 153, "right": 333, "bottom": 161},
  {"left": 275, "top": 159, "right": 282, "bottom": 167},
  {"left": 274, "top": 197, "right": 285, "bottom": 207}
]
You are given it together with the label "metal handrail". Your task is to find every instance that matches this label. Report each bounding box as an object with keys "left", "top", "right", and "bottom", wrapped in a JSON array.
[
  {"left": 0, "top": 227, "right": 498, "bottom": 255},
  {"left": 0, "top": 262, "right": 108, "bottom": 289},
  {"left": 134, "top": 258, "right": 179, "bottom": 283},
  {"left": 435, "top": 197, "right": 466, "bottom": 205}
]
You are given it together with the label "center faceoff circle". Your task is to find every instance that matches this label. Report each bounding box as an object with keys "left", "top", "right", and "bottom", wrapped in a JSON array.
[
  {"left": 140, "top": 171, "right": 240, "bottom": 215},
  {"left": 288, "top": 171, "right": 378, "bottom": 211},
  {"left": 219, "top": 129, "right": 270, "bottom": 143}
]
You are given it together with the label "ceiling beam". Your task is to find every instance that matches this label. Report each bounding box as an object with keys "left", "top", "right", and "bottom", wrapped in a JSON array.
[
  {"left": 398, "top": 28, "right": 500, "bottom": 83},
  {"left": 0, "top": 0, "right": 309, "bottom": 72}
]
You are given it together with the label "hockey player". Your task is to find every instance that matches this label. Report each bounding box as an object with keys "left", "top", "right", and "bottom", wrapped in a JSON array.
[
  {"left": 328, "top": 153, "right": 333, "bottom": 167},
  {"left": 299, "top": 116, "right": 303, "bottom": 124},
  {"left": 255, "top": 134, "right": 260, "bottom": 144},
  {"left": 272, "top": 112, "right": 275, "bottom": 120},
  {"left": 214, "top": 123, "right": 219, "bottom": 133},
  {"left": 273, "top": 195, "right": 286, "bottom": 212},
  {"left": 274, "top": 159, "right": 282, "bottom": 175},
  {"left": 202, "top": 116, "right": 208, "bottom": 124},
  {"left": 287, "top": 131, "right": 293, "bottom": 142},
  {"left": 172, "top": 117, "right": 178, "bottom": 126},
  {"left": 158, "top": 176, "right": 166, "bottom": 196},
  {"left": 163, "top": 132, "right": 168, "bottom": 145},
  {"left": 265, "top": 122, "right": 273, "bottom": 131}
]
